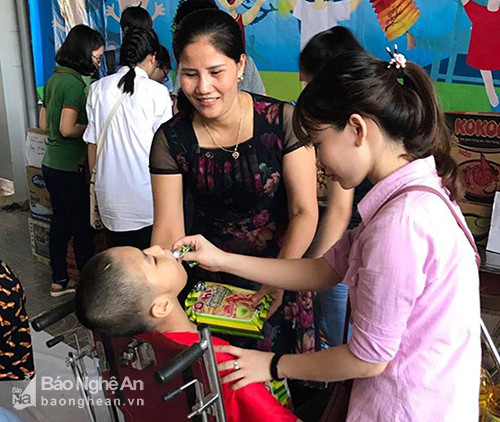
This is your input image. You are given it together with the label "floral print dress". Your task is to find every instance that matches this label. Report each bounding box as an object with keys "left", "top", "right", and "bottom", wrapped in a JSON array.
[{"left": 150, "top": 93, "right": 315, "bottom": 355}]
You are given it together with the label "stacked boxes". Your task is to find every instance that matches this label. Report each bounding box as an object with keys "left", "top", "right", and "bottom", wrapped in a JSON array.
[
  {"left": 25, "top": 128, "right": 81, "bottom": 280},
  {"left": 446, "top": 112, "right": 500, "bottom": 245},
  {"left": 26, "top": 165, "right": 52, "bottom": 222},
  {"left": 28, "top": 217, "right": 50, "bottom": 266}
]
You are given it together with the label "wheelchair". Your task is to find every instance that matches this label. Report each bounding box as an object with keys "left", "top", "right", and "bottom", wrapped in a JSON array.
[{"left": 31, "top": 299, "right": 227, "bottom": 422}]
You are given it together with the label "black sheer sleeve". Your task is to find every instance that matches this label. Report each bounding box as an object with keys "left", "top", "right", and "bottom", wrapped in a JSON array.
[
  {"left": 282, "top": 102, "right": 303, "bottom": 154},
  {"left": 150, "top": 126, "right": 181, "bottom": 174}
]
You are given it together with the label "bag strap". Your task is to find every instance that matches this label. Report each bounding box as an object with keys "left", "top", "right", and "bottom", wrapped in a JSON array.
[
  {"left": 374, "top": 185, "right": 480, "bottom": 268},
  {"left": 93, "top": 77, "right": 147, "bottom": 170},
  {"left": 94, "top": 92, "right": 127, "bottom": 165},
  {"left": 341, "top": 184, "right": 481, "bottom": 344},
  {"left": 342, "top": 301, "right": 351, "bottom": 344}
]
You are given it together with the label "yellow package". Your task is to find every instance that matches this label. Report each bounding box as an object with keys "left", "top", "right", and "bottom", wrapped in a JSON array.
[{"left": 185, "top": 282, "right": 271, "bottom": 338}]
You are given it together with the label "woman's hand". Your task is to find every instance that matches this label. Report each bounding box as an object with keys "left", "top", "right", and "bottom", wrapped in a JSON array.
[
  {"left": 252, "top": 286, "right": 284, "bottom": 318},
  {"left": 215, "top": 345, "right": 274, "bottom": 390},
  {"left": 173, "top": 234, "right": 229, "bottom": 272}
]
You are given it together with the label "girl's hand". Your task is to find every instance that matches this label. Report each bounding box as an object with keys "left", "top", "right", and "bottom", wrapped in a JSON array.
[
  {"left": 172, "top": 234, "right": 228, "bottom": 272},
  {"left": 252, "top": 286, "right": 284, "bottom": 318},
  {"left": 215, "top": 345, "right": 274, "bottom": 390}
]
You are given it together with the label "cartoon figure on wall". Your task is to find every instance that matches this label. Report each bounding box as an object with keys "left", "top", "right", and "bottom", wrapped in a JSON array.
[
  {"left": 53, "top": 0, "right": 88, "bottom": 33},
  {"left": 462, "top": 0, "right": 500, "bottom": 111},
  {"left": 106, "top": 0, "right": 165, "bottom": 24},
  {"left": 52, "top": 0, "right": 105, "bottom": 50},
  {"left": 216, "top": 0, "right": 268, "bottom": 46},
  {"left": 290, "top": 0, "right": 351, "bottom": 50}
]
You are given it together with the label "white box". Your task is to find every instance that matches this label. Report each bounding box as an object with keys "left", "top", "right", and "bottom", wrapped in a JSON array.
[{"left": 25, "top": 128, "right": 47, "bottom": 168}]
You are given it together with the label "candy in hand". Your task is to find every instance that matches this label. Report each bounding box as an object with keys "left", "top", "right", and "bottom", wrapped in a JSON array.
[{"left": 171, "top": 245, "right": 198, "bottom": 268}]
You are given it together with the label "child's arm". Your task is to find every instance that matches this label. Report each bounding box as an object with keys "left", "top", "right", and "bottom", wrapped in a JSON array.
[
  {"left": 308, "top": 180, "right": 353, "bottom": 258},
  {"left": 173, "top": 234, "right": 341, "bottom": 291},
  {"left": 242, "top": 0, "right": 267, "bottom": 26}
]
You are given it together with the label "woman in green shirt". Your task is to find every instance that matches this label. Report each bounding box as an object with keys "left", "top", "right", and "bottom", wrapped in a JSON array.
[{"left": 39, "top": 25, "right": 104, "bottom": 297}]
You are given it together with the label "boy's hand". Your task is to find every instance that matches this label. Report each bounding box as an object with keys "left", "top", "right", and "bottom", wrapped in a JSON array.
[{"left": 173, "top": 235, "right": 228, "bottom": 272}]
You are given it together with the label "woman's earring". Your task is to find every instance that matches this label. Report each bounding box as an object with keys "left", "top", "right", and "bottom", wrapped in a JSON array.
[{"left": 237, "top": 73, "right": 244, "bottom": 83}]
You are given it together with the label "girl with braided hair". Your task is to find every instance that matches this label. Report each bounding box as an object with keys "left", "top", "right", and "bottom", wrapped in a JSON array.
[{"left": 84, "top": 28, "right": 173, "bottom": 249}]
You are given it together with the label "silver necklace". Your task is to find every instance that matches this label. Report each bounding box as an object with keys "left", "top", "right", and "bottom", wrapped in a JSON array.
[{"left": 202, "top": 96, "right": 243, "bottom": 160}]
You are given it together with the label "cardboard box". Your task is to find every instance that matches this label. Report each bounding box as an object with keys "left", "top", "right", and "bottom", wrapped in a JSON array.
[
  {"left": 28, "top": 219, "right": 80, "bottom": 281},
  {"left": 446, "top": 112, "right": 500, "bottom": 205},
  {"left": 26, "top": 165, "right": 52, "bottom": 222},
  {"left": 29, "top": 217, "right": 50, "bottom": 266},
  {"left": 25, "top": 128, "right": 47, "bottom": 168},
  {"left": 458, "top": 200, "right": 492, "bottom": 246}
]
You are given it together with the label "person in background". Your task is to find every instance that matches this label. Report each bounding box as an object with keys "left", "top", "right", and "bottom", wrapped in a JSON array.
[
  {"left": 173, "top": 49, "right": 481, "bottom": 421},
  {"left": 300, "top": 26, "right": 372, "bottom": 347},
  {"left": 150, "top": 9, "right": 317, "bottom": 358},
  {"left": 99, "top": 5, "right": 153, "bottom": 77},
  {"left": 39, "top": 25, "right": 103, "bottom": 297},
  {"left": 171, "top": 0, "right": 266, "bottom": 100},
  {"left": 0, "top": 260, "right": 35, "bottom": 381},
  {"left": 151, "top": 45, "right": 174, "bottom": 92},
  {"left": 84, "top": 28, "right": 173, "bottom": 249}
]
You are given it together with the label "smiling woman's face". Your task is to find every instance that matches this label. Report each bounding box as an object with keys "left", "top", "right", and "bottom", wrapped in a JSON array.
[{"left": 178, "top": 37, "right": 244, "bottom": 121}]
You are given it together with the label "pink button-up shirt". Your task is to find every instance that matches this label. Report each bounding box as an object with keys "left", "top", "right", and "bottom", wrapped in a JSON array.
[{"left": 324, "top": 156, "right": 480, "bottom": 421}]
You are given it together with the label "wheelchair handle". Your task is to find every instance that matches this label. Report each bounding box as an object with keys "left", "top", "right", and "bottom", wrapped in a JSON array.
[
  {"left": 32, "top": 299, "right": 75, "bottom": 331},
  {"left": 154, "top": 341, "right": 207, "bottom": 385},
  {"left": 46, "top": 335, "right": 65, "bottom": 348}
]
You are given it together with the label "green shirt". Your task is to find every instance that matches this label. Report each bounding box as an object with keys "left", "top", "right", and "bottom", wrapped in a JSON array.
[{"left": 42, "top": 66, "right": 88, "bottom": 172}]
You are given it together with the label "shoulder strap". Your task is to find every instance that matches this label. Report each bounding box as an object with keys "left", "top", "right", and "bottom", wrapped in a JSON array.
[
  {"left": 94, "top": 92, "right": 127, "bottom": 163},
  {"left": 375, "top": 185, "right": 480, "bottom": 268},
  {"left": 94, "top": 76, "right": 147, "bottom": 166}
]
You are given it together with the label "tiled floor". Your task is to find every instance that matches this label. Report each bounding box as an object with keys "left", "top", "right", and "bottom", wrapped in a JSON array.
[{"left": 0, "top": 207, "right": 89, "bottom": 350}]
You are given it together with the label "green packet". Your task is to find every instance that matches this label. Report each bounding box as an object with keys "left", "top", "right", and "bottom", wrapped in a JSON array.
[
  {"left": 265, "top": 379, "right": 293, "bottom": 410},
  {"left": 185, "top": 282, "right": 272, "bottom": 339}
]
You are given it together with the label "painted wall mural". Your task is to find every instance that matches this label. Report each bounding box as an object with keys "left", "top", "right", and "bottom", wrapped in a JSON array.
[{"left": 28, "top": 0, "right": 500, "bottom": 111}]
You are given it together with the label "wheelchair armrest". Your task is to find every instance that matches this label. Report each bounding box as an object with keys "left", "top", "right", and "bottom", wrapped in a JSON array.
[
  {"left": 154, "top": 342, "right": 206, "bottom": 385},
  {"left": 31, "top": 299, "right": 75, "bottom": 331}
]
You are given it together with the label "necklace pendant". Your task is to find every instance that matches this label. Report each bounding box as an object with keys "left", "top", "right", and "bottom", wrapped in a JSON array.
[{"left": 232, "top": 151, "right": 240, "bottom": 159}]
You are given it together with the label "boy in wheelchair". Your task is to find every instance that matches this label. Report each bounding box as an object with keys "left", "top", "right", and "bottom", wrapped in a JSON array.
[{"left": 75, "top": 245, "right": 300, "bottom": 422}]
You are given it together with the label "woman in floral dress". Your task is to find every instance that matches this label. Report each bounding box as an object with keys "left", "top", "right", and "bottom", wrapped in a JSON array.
[{"left": 149, "top": 9, "right": 318, "bottom": 354}]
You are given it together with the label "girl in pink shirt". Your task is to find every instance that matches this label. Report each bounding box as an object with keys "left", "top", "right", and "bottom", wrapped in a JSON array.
[{"left": 174, "top": 50, "right": 481, "bottom": 421}]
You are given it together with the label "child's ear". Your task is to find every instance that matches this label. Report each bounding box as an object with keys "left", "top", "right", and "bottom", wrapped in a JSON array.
[{"left": 150, "top": 295, "right": 172, "bottom": 319}]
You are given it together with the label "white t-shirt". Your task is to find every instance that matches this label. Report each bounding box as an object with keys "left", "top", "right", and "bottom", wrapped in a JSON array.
[
  {"left": 84, "top": 66, "right": 173, "bottom": 232},
  {"left": 293, "top": 0, "right": 350, "bottom": 50}
]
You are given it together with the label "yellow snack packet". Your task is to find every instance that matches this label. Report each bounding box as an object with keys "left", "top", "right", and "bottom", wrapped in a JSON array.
[{"left": 185, "top": 282, "right": 272, "bottom": 338}]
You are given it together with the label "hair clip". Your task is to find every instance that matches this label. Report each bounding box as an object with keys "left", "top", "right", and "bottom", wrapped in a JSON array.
[{"left": 386, "top": 44, "right": 407, "bottom": 69}]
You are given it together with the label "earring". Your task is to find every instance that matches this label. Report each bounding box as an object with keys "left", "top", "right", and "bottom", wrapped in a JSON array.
[{"left": 237, "top": 73, "right": 244, "bottom": 83}]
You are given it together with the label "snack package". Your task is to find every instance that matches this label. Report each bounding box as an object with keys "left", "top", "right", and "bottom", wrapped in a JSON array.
[
  {"left": 185, "top": 282, "right": 272, "bottom": 338},
  {"left": 265, "top": 379, "right": 293, "bottom": 410}
]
